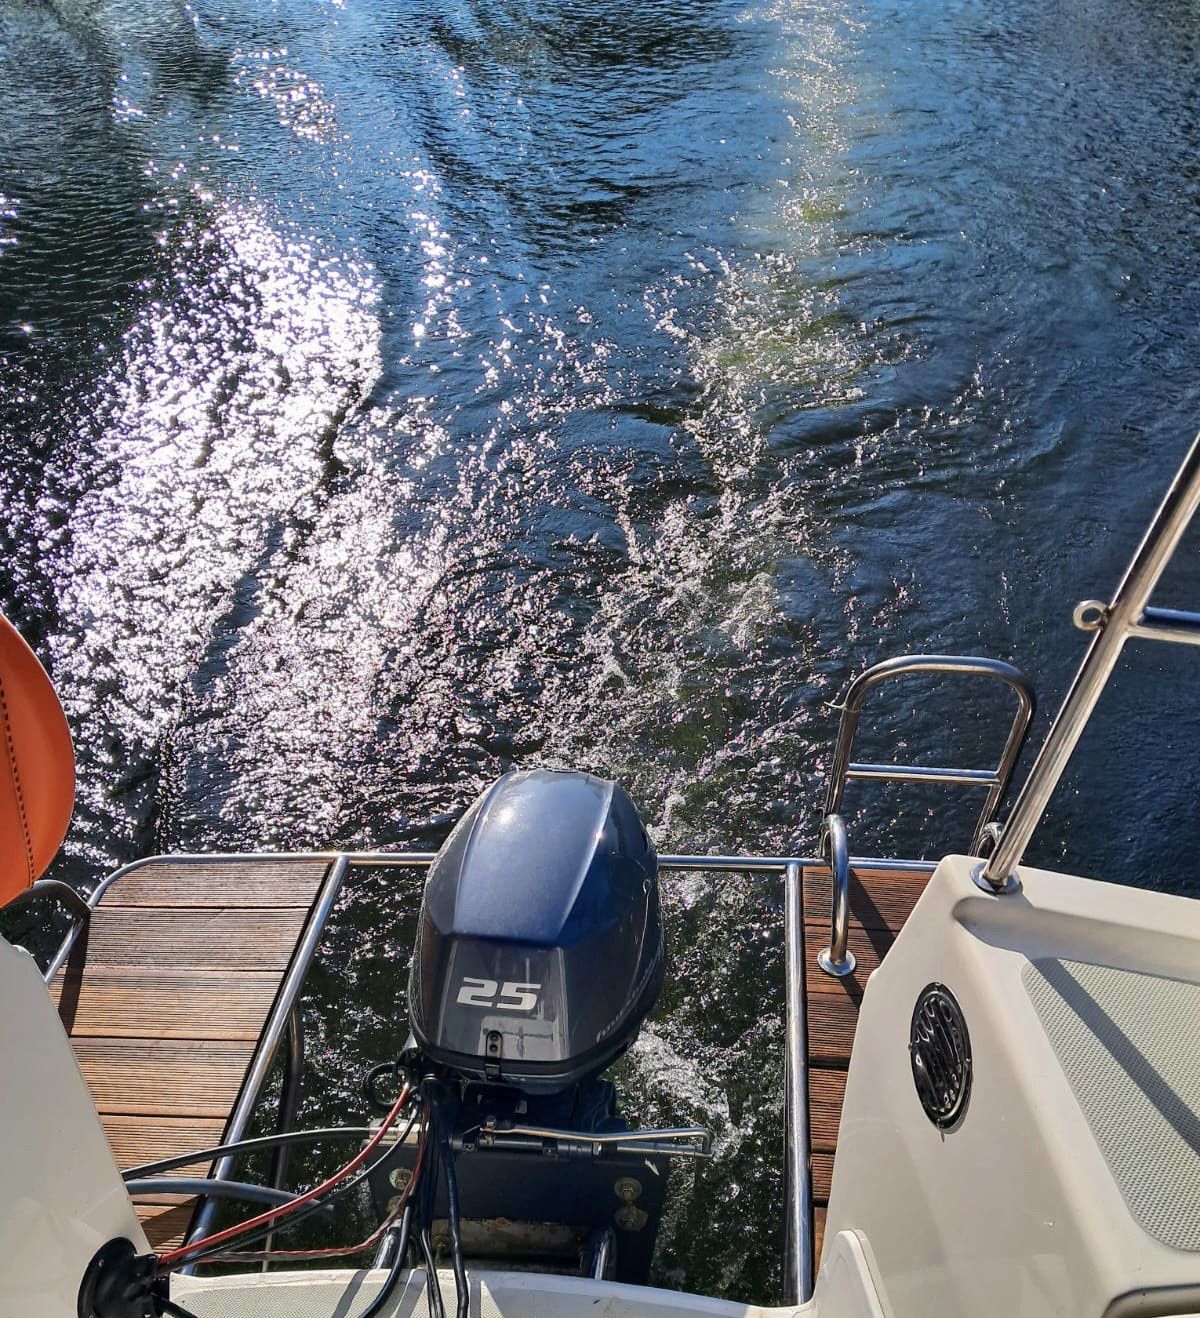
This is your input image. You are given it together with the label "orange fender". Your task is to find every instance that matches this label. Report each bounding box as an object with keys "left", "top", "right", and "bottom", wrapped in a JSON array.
[{"left": 0, "top": 613, "right": 75, "bottom": 904}]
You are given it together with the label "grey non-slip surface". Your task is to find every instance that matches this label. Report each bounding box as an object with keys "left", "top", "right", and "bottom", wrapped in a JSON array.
[{"left": 1026, "top": 957, "right": 1200, "bottom": 1251}]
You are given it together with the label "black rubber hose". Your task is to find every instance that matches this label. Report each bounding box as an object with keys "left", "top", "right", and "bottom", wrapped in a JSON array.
[
  {"left": 169, "top": 1106, "right": 421, "bottom": 1271},
  {"left": 124, "top": 1178, "right": 303, "bottom": 1208},
  {"left": 123, "top": 1127, "right": 377, "bottom": 1181},
  {"left": 355, "top": 1201, "right": 415, "bottom": 1318}
]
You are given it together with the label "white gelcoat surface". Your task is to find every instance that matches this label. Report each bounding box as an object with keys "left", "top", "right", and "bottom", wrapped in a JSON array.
[
  {"left": 827, "top": 856, "right": 1200, "bottom": 1318},
  {"left": 0, "top": 937, "right": 146, "bottom": 1317},
  {"left": 173, "top": 1266, "right": 809, "bottom": 1318},
  {"left": 170, "top": 1237, "right": 886, "bottom": 1318}
]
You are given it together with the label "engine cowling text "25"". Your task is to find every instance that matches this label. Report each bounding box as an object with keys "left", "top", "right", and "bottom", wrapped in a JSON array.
[{"left": 455, "top": 978, "right": 542, "bottom": 1011}]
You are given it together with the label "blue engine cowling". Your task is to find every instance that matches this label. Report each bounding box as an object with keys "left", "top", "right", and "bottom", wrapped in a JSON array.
[{"left": 408, "top": 769, "right": 663, "bottom": 1093}]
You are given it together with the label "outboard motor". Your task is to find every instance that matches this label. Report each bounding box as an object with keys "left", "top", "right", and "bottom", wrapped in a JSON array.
[
  {"left": 367, "top": 770, "right": 706, "bottom": 1283},
  {"left": 408, "top": 768, "right": 663, "bottom": 1092}
]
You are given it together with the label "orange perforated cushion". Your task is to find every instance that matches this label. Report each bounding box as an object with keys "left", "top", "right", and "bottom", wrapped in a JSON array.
[{"left": 0, "top": 614, "right": 74, "bottom": 903}]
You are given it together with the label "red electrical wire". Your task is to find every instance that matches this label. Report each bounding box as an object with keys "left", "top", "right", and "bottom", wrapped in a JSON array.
[
  {"left": 158, "top": 1084, "right": 413, "bottom": 1268},
  {"left": 197, "top": 1111, "right": 430, "bottom": 1265}
]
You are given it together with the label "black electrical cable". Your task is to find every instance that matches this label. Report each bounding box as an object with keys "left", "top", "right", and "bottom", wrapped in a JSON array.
[
  {"left": 437, "top": 1100, "right": 469, "bottom": 1318},
  {"left": 425, "top": 1081, "right": 467, "bottom": 1318},
  {"left": 418, "top": 1092, "right": 446, "bottom": 1318},
  {"left": 195, "top": 1107, "right": 431, "bottom": 1265},
  {"left": 167, "top": 1104, "right": 421, "bottom": 1272},
  {"left": 355, "top": 1199, "right": 416, "bottom": 1318},
  {"left": 418, "top": 1226, "right": 445, "bottom": 1318},
  {"left": 174, "top": 1105, "right": 418, "bottom": 1269},
  {"left": 123, "top": 1127, "right": 378, "bottom": 1181}
]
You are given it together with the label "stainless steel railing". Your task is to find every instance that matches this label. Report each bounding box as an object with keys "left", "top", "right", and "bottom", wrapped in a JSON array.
[
  {"left": 816, "top": 814, "right": 854, "bottom": 976},
  {"left": 982, "top": 430, "right": 1200, "bottom": 890},
  {"left": 818, "top": 654, "right": 1036, "bottom": 974},
  {"left": 823, "top": 654, "right": 1037, "bottom": 853}
]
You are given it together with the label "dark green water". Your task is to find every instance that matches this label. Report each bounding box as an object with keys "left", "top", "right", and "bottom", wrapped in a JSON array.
[{"left": 3, "top": 0, "right": 1200, "bottom": 1301}]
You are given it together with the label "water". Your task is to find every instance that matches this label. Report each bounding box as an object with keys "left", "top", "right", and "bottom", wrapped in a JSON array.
[{"left": 3, "top": 0, "right": 1200, "bottom": 1300}]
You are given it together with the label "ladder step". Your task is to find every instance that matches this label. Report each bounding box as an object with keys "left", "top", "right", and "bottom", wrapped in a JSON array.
[{"left": 846, "top": 763, "right": 999, "bottom": 788}]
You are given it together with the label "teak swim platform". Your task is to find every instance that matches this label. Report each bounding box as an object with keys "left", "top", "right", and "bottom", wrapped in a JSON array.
[
  {"left": 42, "top": 846, "right": 935, "bottom": 1284},
  {"left": 49, "top": 855, "right": 336, "bottom": 1249}
]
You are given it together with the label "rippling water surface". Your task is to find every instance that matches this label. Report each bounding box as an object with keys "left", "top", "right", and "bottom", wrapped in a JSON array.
[{"left": 4, "top": 0, "right": 1200, "bottom": 1299}]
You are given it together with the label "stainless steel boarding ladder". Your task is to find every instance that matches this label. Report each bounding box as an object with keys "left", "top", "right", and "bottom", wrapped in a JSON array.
[{"left": 818, "top": 655, "right": 1036, "bottom": 976}]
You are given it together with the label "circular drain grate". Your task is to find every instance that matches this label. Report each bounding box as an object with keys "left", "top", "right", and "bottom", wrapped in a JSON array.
[{"left": 909, "top": 982, "right": 972, "bottom": 1130}]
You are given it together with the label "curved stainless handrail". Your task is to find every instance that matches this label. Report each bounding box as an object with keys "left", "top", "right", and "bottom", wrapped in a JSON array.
[
  {"left": 816, "top": 814, "right": 855, "bottom": 978},
  {"left": 824, "top": 653, "right": 1036, "bottom": 858},
  {"left": 4, "top": 879, "right": 93, "bottom": 982}
]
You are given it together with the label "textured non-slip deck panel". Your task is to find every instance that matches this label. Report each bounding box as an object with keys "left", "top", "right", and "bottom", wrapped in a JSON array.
[
  {"left": 803, "top": 865, "right": 932, "bottom": 1265},
  {"left": 1026, "top": 957, "right": 1200, "bottom": 1251},
  {"left": 52, "top": 857, "right": 331, "bottom": 1249}
]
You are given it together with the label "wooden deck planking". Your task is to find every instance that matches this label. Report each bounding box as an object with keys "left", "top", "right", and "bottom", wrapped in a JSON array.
[
  {"left": 808, "top": 1065, "right": 848, "bottom": 1153},
  {"left": 803, "top": 865, "right": 932, "bottom": 1263},
  {"left": 53, "top": 967, "right": 288, "bottom": 1040},
  {"left": 103, "top": 1113, "right": 228, "bottom": 1180},
  {"left": 804, "top": 868, "right": 930, "bottom": 932},
  {"left": 105, "top": 859, "right": 329, "bottom": 909},
  {"left": 53, "top": 857, "right": 332, "bottom": 1250},
  {"left": 65, "top": 907, "right": 316, "bottom": 969},
  {"left": 70, "top": 1037, "right": 260, "bottom": 1118},
  {"left": 137, "top": 1200, "right": 204, "bottom": 1251}
]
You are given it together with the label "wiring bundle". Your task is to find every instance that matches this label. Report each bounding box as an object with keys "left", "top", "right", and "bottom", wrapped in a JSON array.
[{"left": 94, "top": 1068, "right": 472, "bottom": 1318}]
